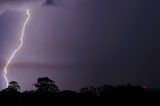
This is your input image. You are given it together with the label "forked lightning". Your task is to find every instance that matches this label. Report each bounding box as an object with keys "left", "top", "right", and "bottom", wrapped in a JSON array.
[{"left": 3, "top": 9, "right": 31, "bottom": 88}]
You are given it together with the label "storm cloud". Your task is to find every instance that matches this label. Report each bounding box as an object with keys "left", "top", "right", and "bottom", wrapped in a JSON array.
[{"left": 0, "top": 0, "right": 56, "bottom": 13}]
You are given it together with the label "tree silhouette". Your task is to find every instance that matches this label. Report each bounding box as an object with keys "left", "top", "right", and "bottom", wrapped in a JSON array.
[
  {"left": 34, "top": 77, "right": 59, "bottom": 93},
  {"left": 6, "top": 81, "right": 20, "bottom": 92},
  {"left": 97, "top": 85, "right": 114, "bottom": 96},
  {"left": 80, "top": 86, "right": 97, "bottom": 96}
]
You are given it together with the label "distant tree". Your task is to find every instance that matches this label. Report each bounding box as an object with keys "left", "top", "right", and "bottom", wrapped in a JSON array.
[
  {"left": 97, "top": 85, "right": 114, "bottom": 96},
  {"left": 80, "top": 87, "right": 89, "bottom": 93},
  {"left": 6, "top": 81, "right": 20, "bottom": 92},
  {"left": 80, "top": 86, "right": 97, "bottom": 96},
  {"left": 60, "top": 90, "right": 77, "bottom": 96},
  {"left": 34, "top": 77, "right": 59, "bottom": 93}
]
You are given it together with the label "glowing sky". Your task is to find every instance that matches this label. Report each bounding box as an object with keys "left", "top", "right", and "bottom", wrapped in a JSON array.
[{"left": 0, "top": 0, "right": 160, "bottom": 91}]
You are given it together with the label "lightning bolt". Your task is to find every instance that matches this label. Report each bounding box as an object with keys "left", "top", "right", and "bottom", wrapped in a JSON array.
[{"left": 3, "top": 9, "right": 31, "bottom": 88}]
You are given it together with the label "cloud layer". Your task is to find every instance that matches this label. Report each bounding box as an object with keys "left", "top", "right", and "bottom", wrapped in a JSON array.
[{"left": 0, "top": 0, "right": 56, "bottom": 13}]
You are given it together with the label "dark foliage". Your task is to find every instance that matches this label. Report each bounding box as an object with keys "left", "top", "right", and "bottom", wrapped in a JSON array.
[
  {"left": 34, "top": 77, "right": 59, "bottom": 93},
  {"left": 0, "top": 77, "right": 159, "bottom": 104}
]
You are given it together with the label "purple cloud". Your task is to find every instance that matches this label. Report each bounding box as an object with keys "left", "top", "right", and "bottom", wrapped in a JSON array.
[{"left": 0, "top": 0, "right": 56, "bottom": 13}]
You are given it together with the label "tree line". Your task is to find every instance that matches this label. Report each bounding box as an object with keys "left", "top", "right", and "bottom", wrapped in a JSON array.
[{"left": 0, "top": 77, "right": 160, "bottom": 104}]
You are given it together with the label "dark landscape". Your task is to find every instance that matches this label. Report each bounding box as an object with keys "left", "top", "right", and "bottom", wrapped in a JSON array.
[{"left": 0, "top": 77, "right": 160, "bottom": 104}]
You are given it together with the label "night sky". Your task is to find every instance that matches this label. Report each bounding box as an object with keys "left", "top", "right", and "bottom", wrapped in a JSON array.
[{"left": 0, "top": 0, "right": 160, "bottom": 91}]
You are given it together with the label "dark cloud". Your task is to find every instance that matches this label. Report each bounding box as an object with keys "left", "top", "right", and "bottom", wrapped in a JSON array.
[
  {"left": 45, "top": 0, "right": 55, "bottom": 5},
  {"left": 1, "top": 62, "right": 83, "bottom": 70},
  {"left": 0, "top": 0, "right": 56, "bottom": 13}
]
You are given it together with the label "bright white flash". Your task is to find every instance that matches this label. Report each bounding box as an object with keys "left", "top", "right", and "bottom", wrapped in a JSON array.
[{"left": 3, "top": 9, "right": 31, "bottom": 88}]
